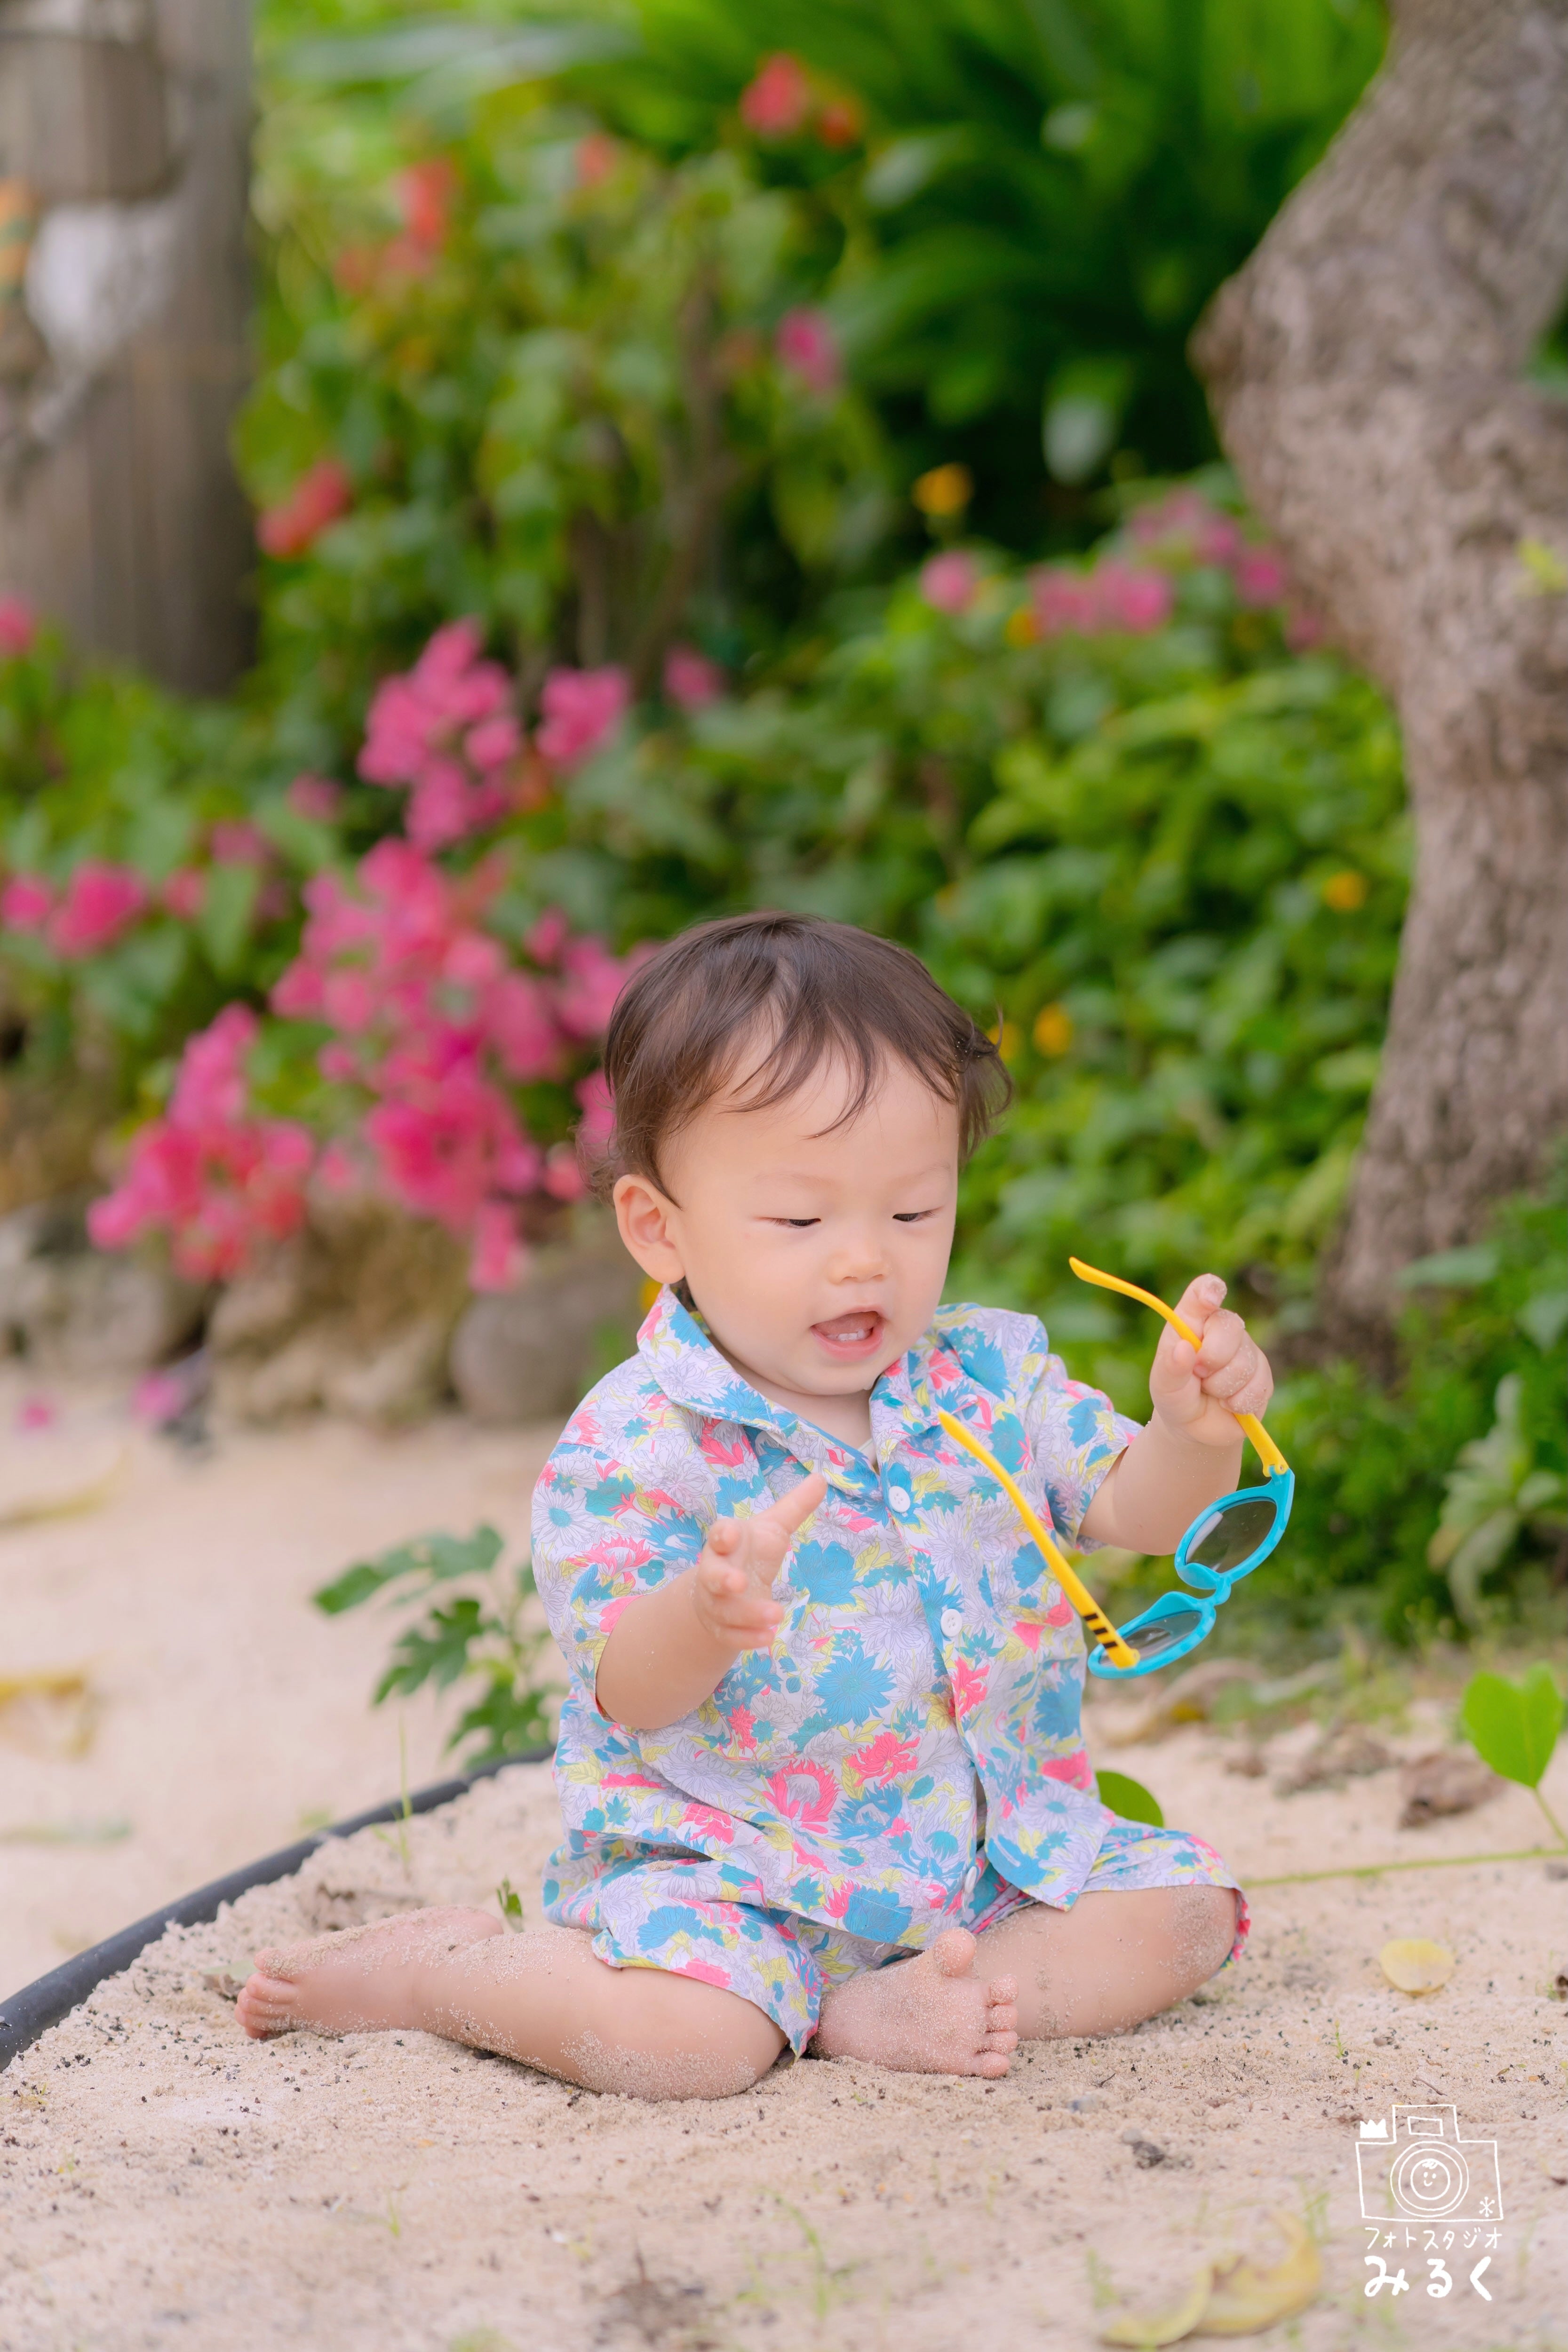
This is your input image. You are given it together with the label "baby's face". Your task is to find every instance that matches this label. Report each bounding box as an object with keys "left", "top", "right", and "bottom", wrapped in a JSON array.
[{"left": 614, "top": 1054, "right": 959, "bottom": 1418}]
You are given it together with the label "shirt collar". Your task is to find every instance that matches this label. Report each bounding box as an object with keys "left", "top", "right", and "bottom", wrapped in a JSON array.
[{"left": 636, "top": 1286, "right": 962, "bottom": 1484}]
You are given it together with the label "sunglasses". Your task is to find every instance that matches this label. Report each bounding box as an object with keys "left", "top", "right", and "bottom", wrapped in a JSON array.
[{"left": 936, "top": 1259, "right": 1292, "bottom": 1682}]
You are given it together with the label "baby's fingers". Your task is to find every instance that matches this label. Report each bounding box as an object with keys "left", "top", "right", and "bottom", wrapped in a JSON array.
[{"left": 760, "top": 1472, "right": 828, "bottom": 1539}]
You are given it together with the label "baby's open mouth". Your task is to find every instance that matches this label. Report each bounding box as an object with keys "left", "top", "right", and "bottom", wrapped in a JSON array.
[{"left": 812, "top": 1310, "right": 886, "bottom": 1358}]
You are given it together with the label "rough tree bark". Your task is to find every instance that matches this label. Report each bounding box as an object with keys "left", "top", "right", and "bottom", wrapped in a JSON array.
[
  {"left": 1193, "top": 0, "right": 1568, "bottom": 1331},
  {"left": 0, "top": 0, "right": 252, "bottom": 692}
]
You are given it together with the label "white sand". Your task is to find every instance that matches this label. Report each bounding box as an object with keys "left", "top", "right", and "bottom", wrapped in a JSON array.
[
  {"left": 0, "top": 1384, "right": 557, "bottom": 1997},
  {"left": 2, "top": 1391, "right": 1566, "bottom": 2348}
]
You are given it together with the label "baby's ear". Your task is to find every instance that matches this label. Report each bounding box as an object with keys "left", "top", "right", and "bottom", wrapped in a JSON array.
[{"left": 613, "top": 1172, "right": 685, "bottom": 1284}]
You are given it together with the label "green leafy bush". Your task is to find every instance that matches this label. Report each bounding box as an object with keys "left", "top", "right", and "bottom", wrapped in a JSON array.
[{"left": 315, "top": 1523, "right": 561, "bottom": 1763}]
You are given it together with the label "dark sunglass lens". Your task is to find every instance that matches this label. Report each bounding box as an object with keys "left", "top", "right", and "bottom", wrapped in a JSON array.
[
  {"left": 1123, "top": 1605, "right": 1204, "bottom": 1659},
  {"left": 1188, "top": 1497, "right": 1277, "bottom": 1574}
]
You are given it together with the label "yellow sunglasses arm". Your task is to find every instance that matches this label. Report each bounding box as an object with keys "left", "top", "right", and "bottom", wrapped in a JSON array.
[
  {"left": 1067, "top": 1259, "right": 1290, "bottom": 1478},
  {"left": 934, "top": 1410, "right": 1138, "bottom": 1670}
]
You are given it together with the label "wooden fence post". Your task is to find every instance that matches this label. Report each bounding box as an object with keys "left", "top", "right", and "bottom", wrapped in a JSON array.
[{"left": 0, "top": 0, "right": 253, "bottom": 694}]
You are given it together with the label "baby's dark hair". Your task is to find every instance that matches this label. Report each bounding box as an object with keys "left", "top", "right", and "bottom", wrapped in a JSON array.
[{"left": 589, "top": 911, "right": 1012, "bottom": 1200}]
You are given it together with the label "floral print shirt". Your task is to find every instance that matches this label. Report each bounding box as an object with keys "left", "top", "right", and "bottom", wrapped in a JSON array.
[{"left": 532, "top": 1287, "right": 1142, "bottom": 1949}]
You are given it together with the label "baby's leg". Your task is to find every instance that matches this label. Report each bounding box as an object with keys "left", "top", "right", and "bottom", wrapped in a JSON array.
[
  {"left": 973, "top": 1884, "right": 1238, "bottom": 2040},
  {"left": 235, "top": 1907, "right": 785, "bottom": 2100}
]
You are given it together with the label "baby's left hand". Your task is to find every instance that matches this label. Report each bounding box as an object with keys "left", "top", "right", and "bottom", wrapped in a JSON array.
[{"left": 1147, "top": 1274, "right": 1273, "bottom": 1450}]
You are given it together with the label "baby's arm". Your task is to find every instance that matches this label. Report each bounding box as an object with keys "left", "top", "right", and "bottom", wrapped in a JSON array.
[
  {"left": 1079, "top": 1274, "right": 1272, "bottom": 1554},
  {"left": 595, "top": 1472, "right": 825, "bottom": 1731}
]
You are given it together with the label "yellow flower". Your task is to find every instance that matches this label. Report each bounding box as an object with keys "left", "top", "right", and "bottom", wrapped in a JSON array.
[
  {"left": 1004, "top": 605, "right": 1038, "bottom": 648},
  {"left": 986, "top": 1018, "right": 1022, "bottom": 1062},
  {"left": 912, "top": 462, "right": 973, "bottom": 517},
  {"left": 1321, "top": 870, "right": 1369, "bottom": 912},
  {"left": 1032, "top": 1002, "right": 1074, "bottom": 1056}
]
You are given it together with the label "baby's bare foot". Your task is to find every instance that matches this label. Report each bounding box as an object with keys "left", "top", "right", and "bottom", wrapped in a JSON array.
[
  {"left": 235, "top": 1905, "right": 502, "bottom": 2041},
  {"left": 812, "top": 1928, "right": 1019, "bottom": 2078}
]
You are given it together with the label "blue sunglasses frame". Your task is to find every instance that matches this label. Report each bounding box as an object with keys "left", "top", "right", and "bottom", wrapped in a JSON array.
[{"left": 1084, "top": 1463, "right": 1295, "bottom": 1681}]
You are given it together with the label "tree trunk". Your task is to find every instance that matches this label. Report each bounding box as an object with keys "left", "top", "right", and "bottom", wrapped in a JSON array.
[
  {"left": 1192, "top": 0, "right": 1568, "bottom": 1331},
  {"left": 0, "top": 0, "right": 253, "bottom": 693}
]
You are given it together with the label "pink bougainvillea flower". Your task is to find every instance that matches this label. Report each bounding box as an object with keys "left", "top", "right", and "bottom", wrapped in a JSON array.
[
  {"left": 1093, "top": 560, "right": 1175, "bottom": 634},
  {"left": 1028, "top": 567, "right": 1100, "bottom": 636},
  {"left": 359, "top": 619, "right": 518, "bottom": 847},
  {"left": 542, "top": 1140, "right": 588, "bottom": 1201},
  {"left": 286, "top": 773, "right": 342, "bottom": 823},
  {"left": 534, "top": 665, "right": 629, "bottom": 771},
  {"left": 1, "top": 873, "right": 53, "bottom": 932},
  {"left": 209, "top": 819, "right": 271, "bottom": 869},
  {"left": 48, "top": 862, "right": 148, "bottom": 957},
  {"left": 739, "top": 52, "right": 813, "bottom": 137},
  {"left": 919, "top": 550, "right": 979, "bottom": 616},
  {"left": 469, "top": 1199, "right": 529, "bottom": 1293},
  {"left": 87, "top": 1005, "right": 315, "bottom": 1282},
  {"left": 575, "top": 131, "right": 619, "bottom": 189},
  {"left": 161, "top": 867, "right": 207, "bottom": 922},
  {"left": 774, "top": 307, "right": 842, "bottom": 400},
  {"left": 0, "top": 595, "right": 36, "bottom": 658},
  {"left": 257, "top": 458, "right": 353, "bottom": 560},
  {"left": 488, "top": 971, "right": 561, "bottom": 1080},
  {"left": 1232, "top": 546, "right": 1289, "bottom": 608},
  {"left": 574, "top": 1068, "right": 615, "bottom": 1158},
  {"left": 396, "top": 156, "right": 459, "bottom": 256},
  {"left": 554, "top": 935, "right": 628, "bottom": 1041},
  {"left": 662, "top": 644, "right": 726, "bottom": 711},
  {"left": 526, "top": 908, "right": 569, "bottom": 967}
]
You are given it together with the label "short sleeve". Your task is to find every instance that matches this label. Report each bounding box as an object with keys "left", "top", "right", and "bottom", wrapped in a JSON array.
[
  {"left": 531, "top": 1412, "right": 707, "bottom": 1700},
  {"left": 1018, "top": 1323, "right": 1143, "bottom": 1550}
]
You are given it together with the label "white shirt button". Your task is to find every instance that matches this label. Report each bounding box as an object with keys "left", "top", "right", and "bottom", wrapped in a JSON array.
[
  {"left": 887, "top": 1486, "right": 912, "bottom": 1512},
  {"left": 962, "top": 1861, "right": 979, "bottom": 1897},
  {"left": 940, "top": 1608, "right": 963, "bottom": 1637}
]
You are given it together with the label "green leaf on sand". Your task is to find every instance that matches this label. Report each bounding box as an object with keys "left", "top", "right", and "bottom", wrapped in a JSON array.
[
  {"left": 1459, "top": 1663, "right": 1564, "bottom": 1790},
  {"left": 1096, "top": 1769, "right": 1164, "bottom": 1828}
]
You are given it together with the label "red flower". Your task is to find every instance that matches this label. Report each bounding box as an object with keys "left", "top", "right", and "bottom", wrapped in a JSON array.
[
  {"left": 739, "top": 53, "right": 812, "bottom": 137},
  {"left": 775, "top": 308, "right": 842, "bottom": 400},
  {"left": 257, "top": 459, "right": 353, "bottom": 560}
]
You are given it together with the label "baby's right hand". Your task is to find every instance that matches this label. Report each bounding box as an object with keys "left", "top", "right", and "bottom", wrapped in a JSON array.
[{"left": 692, "top": 1473, "right": 826, "bottom": 1652}]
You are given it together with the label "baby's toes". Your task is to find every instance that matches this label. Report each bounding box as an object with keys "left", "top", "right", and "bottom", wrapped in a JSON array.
[{"left": 973, "top": 2048, "right": 1012, "bottom": 2079}]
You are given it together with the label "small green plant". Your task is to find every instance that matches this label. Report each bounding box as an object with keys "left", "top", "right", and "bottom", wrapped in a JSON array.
[
  {"left": 1095, "top": 1769, "right": 1163, "bottom": 1828},
  {"left": 1428, "top": 1377, "right": 1568, "bottom": 1624},
  {"left": 495, "top": 1877, "right": 525, "bottom": 1931},
  {"left": 314, "top": 1526, "right": 560, "bottom": 1766},
  {"left": 1459, "top": 1662, "right": 1566, "bottom": 1847}
]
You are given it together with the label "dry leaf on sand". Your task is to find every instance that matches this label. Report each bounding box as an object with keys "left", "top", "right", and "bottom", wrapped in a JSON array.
[
  {"left": 1397, "top": 1750, "right": 1501, "bottom": 1828},
  {"left": 1193, "top": 2210, "right": 1322, "bottom": 2335},
  {"left": 0, "top": 1668, "right": 97, "bottom": 1758},
  {"left": 1379, "top": 1937, "right": 1456, "bottom": 1994},
  {"left": 1099, "top": 2264, "right": 1214, "bottom": 2347},
  {"left": 1099, "top": 2212, "right": 1322, "bottom": 2344},
  {"left": 0, "top": 1435, "right": 126, "bottom": 1529}
]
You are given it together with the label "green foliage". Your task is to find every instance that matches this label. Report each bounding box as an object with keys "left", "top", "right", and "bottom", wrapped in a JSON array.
[
  {"left": 1459, "top": 1663, "right": 1564, "bottom": 1795},
  {"left": 600, "top": 0, "right": 1385, "bottom": 528},
  {"left": 1094, "top": 1768, "right": 1163, "bottom": 1827},
  {"left": 246, "top": 26, "right": 894, "bottom": 755},
  {"left": 0, "top": 635, "right": 271, "bottom": 1088},
  {"left": 314, "top": 1524, "right": 560, "bottom": 1764},
  {"left": 1429, "top": 1376, "right": 1567, "bottom": 1625},
  {"left": 1246, "top": 1185, "right": 1568, "bottom": 1645},
  {"left": 546, "top": 488, "right": 1405, "bottom": 1332}
]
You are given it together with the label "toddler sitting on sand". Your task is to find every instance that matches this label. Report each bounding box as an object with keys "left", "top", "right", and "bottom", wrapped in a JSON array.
[{"left": 238, "top": 913, "right": 1270, "bottom": 2097}]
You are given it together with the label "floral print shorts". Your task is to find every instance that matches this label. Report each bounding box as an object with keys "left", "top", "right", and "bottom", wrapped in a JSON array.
[{"left": 549, "top": 1819, "right": 1249, "bottom": 2054}]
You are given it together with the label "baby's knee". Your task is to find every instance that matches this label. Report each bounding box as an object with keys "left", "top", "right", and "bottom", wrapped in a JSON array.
[{"left": 1162, "top": 1883, "right": 1239, "bottom": 1986}]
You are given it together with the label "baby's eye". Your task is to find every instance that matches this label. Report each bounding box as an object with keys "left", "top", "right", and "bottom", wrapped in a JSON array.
[
  {"left": 893, "top": 1209, "right": 938, "bottom": 1224},
  {"left": 771, "top": 1216, "right": 820, "bottom": 1229}
]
